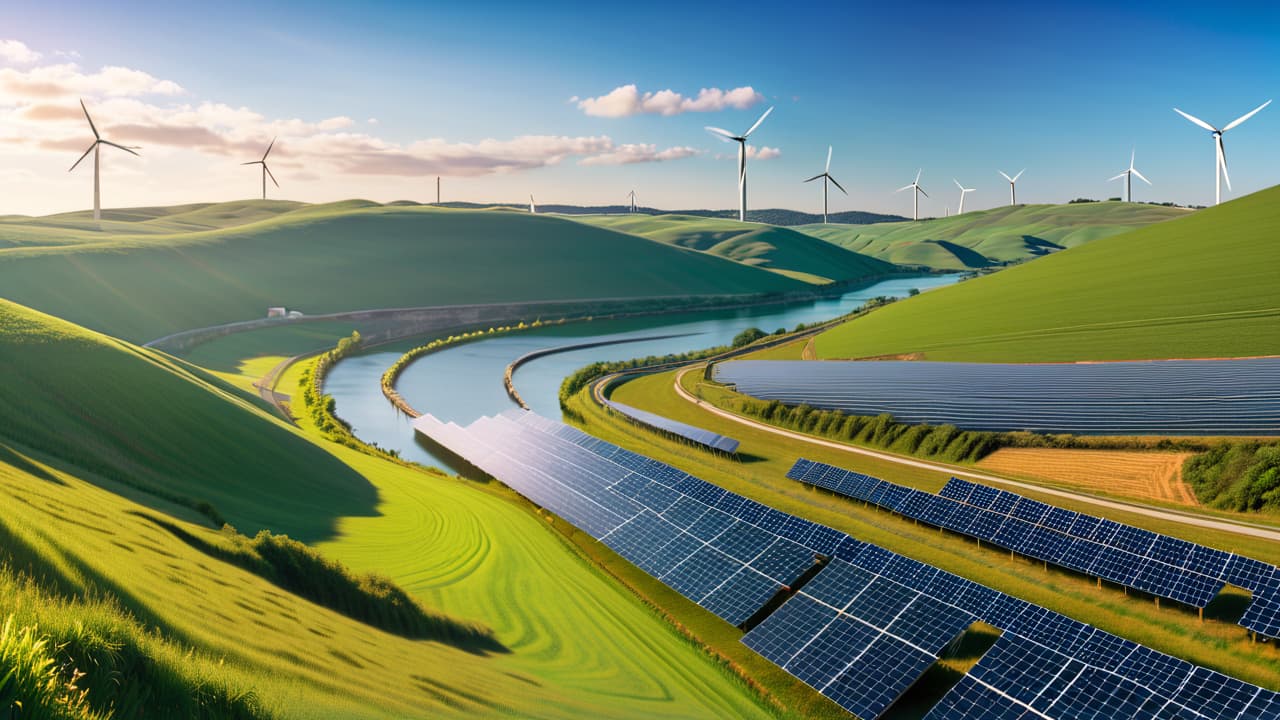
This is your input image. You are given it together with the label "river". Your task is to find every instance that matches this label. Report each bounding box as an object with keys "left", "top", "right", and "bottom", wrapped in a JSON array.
[{"left": 324, "top": 274, "right": 963, "bottom": 467}]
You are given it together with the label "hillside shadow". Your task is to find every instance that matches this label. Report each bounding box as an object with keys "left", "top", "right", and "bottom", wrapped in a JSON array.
[
  {"left": 0, "top": 442, "right": 66, "bottom": 485},
  {"left": 1021, "top": 235, "right": 1065, "bottom": 256}
]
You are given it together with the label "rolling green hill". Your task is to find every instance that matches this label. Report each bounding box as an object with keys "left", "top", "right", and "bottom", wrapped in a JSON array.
[
  {"left": 797, "top": 201, "right": 1189, "bottom": 270},
  {"left": 814, "top": 186, "right": 1280, "bottom": 362},
  {"left": 574, "top": 213, "right": 898, "bottom": 284},
  {"left": 0, "top": 202, "right": 807, "bottom": 343},
  {"left": 0, "top": 298, "right": 778, "bottom": 719}
]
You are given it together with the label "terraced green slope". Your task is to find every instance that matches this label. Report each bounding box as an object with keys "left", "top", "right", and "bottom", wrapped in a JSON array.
[
  {"left": 0, "top": 299, "right": 776, "bottom": 719},
  {"left": 575, "top": 213, "right": 897, "bottom": 284},
  {"left": 798, "top": 201, "right": 1188, "bottom": 270},
  {"left": 815, "top": 186, "right": 1280, "bottom": 362},
  {"left": 0, "top": 203, "right": 805, "bottom": 342}
]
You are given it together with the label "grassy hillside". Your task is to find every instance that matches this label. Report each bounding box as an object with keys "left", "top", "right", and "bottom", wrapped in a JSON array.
[
  {"left": 0, "top": 299, "right": 779, "bottom": 718},
  {"left": 798, "top": 201, "right": 1188, "bottom": 270},
  {"left": 814, "top": 186, "right": 1280, "bottom": 362},
  {"left": 575, "top": 214, "right": 897, "bottom": 284},
  {"left": 0, "top": 202, "right": 806, "bottom": 342}
]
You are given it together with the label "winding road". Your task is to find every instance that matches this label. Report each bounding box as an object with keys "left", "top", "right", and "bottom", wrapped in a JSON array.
[{"left": 669, "top": 367, "right": 1280, "bottom": 544}]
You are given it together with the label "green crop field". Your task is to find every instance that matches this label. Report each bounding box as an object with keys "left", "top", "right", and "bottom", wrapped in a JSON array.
[
  {"left": 0, "top": 201, "right": 806, "bottom": 343},
  {"left": 573, "top": 214, "right": 897, "bottom": 284},
  {"left": 0, "top": 299, "right": 781, "bottom": 719},
  {"left": 814, "top": 186, "right": 1280, "bottom": 361},
  {"left": 796, "top": 201, "right": 1187, "bottom": 270}
]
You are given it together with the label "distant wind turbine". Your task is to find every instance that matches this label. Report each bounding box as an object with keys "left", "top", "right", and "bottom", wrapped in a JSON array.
[
  {"left": 803, "top": 146, "right": 847, "bottom": 224},
  {"left": 705, "top": 106, "right": 774, "bottom": 222},
  {"left": 896, "top": 169, "right": 928, "bottom": 221},
  {"left": 1173, "top": 100, "right": 1271, "bottom": 205},
  {"left": 68, "top": 99, "right": 140, "bottom": 222},
  {"left": 529, "top": 194, "right": 536, "bottom": 214},
  {"left": 998, "top": 169, "right": 1024, "bottom": 206},
  {"left": 953, "top": 179, "right": 975, "bottom": 214},
  {"left": 1108, "top": 149, "right": 1151, "bottom": 203},
  {"left": 241, "top": 138, "right": 279, "bottom": 200},
  {"left": 627, "top": 190, "right": 637, "bottom": 213}
]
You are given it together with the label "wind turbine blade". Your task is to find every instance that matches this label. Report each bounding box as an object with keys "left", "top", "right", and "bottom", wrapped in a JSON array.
[
  {"left": 742, "top": 106, "right": 773, "bottom": 138},
  {"left": 896, "top": 184, "right": 914, "bottom": 193},
  {"left": 803, "top": 173, "right": 824, "bottom": 183},
  {"left": 705, "top": 126, "right": 736, "bottom": 142},
  {"left": 264, "top": 165, "right": 280, "bottom": 188},
  {"left": 1217, "top": 136, "right": 1231, "bottom": 191},
  {"left": 918, "top": 187, "right": 929, "bottom": 198},
  {"left": 242, "top": 160, "right": 261, "bottom": 166},
  {"left": 825, "top": 145, "right": 832, "bottom": 173},
  {"left": 1130, "top": 168, "right": 1151, "bottom": 185},
  {"left": 1222, "top": 99, "right": 1272, "bottom": 132},
  {"left": 998, "top": 170, "right": 1013, "bottom": 183},
  {"left": 914, "top": 168, "right": 922, "bottom": 184},
  {"left": 79, "top": 99, "right": 100, "bottom": 140},
  {"left": 1012, "top": 169, "right": 1024, "bottom": 182},
  {"left": 1129, "top": 148, "right": 1136, "bottom": 170},
  {"left": 1108, "top": 172, "right": 1127, "bottom": 182},
  {"left": 68, "top": 142, "right": 96, "bottom": 172},
  {"left": 100, "top": 140, "right": 140, "bottom": 156},
  {"left": 263, "top": 136, "right": 277, "bottom": 161},
  {"left": 1173, "top": 107, "right": 1216, "bottom": 132},
  {"left": 954, "top": 178, "right": 964, "bottom": 190},
  {"left": 829, "top": 176, "right": 848, "bottom": 194}
]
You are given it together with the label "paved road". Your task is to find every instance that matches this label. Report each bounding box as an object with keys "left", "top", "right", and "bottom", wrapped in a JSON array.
[{"left": 671, "top": 367, "right": 1280, "bottom": 544}]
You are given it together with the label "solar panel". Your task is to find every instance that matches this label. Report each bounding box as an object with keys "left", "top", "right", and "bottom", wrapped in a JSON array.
[{"left": 605, "top": 399, "right": 741, "bottom": 453}]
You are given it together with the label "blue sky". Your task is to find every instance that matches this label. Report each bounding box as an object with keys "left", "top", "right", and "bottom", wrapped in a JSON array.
[{"left": 2, "top": 1, "right": 1278, "bottom": 215}]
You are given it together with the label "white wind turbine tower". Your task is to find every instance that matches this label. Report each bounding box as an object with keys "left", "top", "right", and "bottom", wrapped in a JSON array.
[
  {"left": 998, "top": 169, "right": 1024, "bottom": 206},
  {"left": 705, "top": 106, "right": 774, "bottom": 222},
  {"left": 68, "top": 99, "right": 140, "bottom": 222},
  {"left": 896, "top": 169, "right": 928, "bottom": 221},
  {"left": 627, "top": 190, "right": 637, "bottom": 213},
  {"left": 1108, "top": 149, "right": 1151, "bottom": 202},
  {"left": 529, "top": 194, "right": 536, "bottom": 214},
  {"left": 803, "top": 146, "right": 847, "bottom": 224},
  {"left": 1173, "top": 100, "right": 1271, "bottom": 205},
  {"left": 954, "top": 179, "right": 975, "bottom": 214},
  {"left": 241, "top": 138, "right": 279, "bottom": 200}
]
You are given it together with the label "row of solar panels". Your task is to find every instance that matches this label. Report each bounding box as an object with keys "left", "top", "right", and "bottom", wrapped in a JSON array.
[
  {"left": 415, "top": 409, "right": 1279, "bottom": 719},
  {"left": 788, "top": 458, "right": 1280, "bottom": 640},
  {"left": 604, "top": 399, "right": 741, "bottom": 453},
  {"left": 713, "top": 358, "right": 1280, "bottom": 435}
]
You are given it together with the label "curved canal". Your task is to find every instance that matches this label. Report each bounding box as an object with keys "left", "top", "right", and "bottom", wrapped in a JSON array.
[{"left": 323, "top": 274, "right": 963, "bottom": 467}]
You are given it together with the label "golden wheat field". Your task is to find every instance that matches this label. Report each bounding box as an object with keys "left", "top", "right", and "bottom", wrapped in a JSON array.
[{"left": 976, "top": 448, "right": 1198, "bottom": 505}]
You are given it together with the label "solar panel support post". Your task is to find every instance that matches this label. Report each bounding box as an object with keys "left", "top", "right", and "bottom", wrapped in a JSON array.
[
  {"left": 1199, "top": 607, "right": 1204, "bottom": 623},
  {"left": 1155, "top": 597, "right": 1161, "bottom": 610},
  {"left": 1097, "top": 577, "right": 1102, "bottom": 589}
]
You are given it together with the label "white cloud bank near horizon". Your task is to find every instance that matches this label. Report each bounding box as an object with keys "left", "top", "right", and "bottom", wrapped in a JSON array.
[{"left": 575, "top": 84, "right": 765, "bottom": 118}]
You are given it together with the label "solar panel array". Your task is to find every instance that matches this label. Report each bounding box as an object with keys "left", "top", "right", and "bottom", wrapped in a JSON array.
[
  {"left": 604, "top": 399, "right": 740, "bottom": 453},
  {"left": 789, "top": 457, "right": 1280, "bottom": 640},
  {"left": 415, "top": 410, "right": 1280, "bottom": 719},
  {"left": 714, "top": 358, "right": 1280, "bottom": 435}
]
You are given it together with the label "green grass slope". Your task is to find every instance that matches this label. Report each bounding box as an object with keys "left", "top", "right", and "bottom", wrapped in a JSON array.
[
  {"left": 0, "top": 300, "right": 777, "bottom": 718},
  {"left": 814, "top": 186, "right": 1280, "bottom": 362},
  {"left": 798, "top": 201, "right": 1188, "bottom": 270},
  {"left": 574, "top": 214, "right": 897, "bottom": 284},
  {"left": 0, "top": 204, "right": 805, "bottom": 342}
]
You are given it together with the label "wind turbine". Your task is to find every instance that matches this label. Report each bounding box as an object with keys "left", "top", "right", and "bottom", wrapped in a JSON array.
[
  {"left": 998, "top": 169, "right": 1024, "bottom": 206},
  {"left": 1108, "top": 149, "right": 1151, "bottom": 203},
  {"left": 1173, "top": 100, "right": 1271, "bottom": 205},
  {"left": 705, "top": 106, "right": 774, "bottom": 222},
  {"left": 954, "top": 179, "right": 975, "bottom": 214},
  {"left": 241, "top": 138, "right": 279, "bottom": 200},
  {"left": 529, "top": 194, "right": 536, "bottom": 214},
  {"left": 803, "top": 146, "right": 847, "bottom": 224},
  {"left": 68, "top": 99, "right": 140, "bottom": 222},
  {"left": 627, "top": 190, "right": 637, "bottom": 213},
  {"left": 896, "top": 169, "right": 928, "bottom": 221}
]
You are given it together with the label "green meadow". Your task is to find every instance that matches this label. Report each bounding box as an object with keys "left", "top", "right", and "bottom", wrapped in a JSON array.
[
  {"left": 0, "top": 201, "right": 806, "bottom": 343},
  {"left": 573, "top": 213, "right": 897, "bottom": 284},
  {"left": 815, "top": 186, "right": 1280, "bottom": 361},
  {"left": 797, "top": 201, "right": 1187, "bottom": 270},
  {"left": 0, "top": 299, "right": 781, "bottom": 719}
]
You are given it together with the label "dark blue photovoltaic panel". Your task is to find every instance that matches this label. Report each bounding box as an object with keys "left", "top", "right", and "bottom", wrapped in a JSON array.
[
  {"left": 605, "top": 400, "right": 741, "bottom": 453},
  {"left": 923, "top": 676, "right": 1025, "bottom": 720}
]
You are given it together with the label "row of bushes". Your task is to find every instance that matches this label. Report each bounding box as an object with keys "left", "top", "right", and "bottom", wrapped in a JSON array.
[
  {"left": 298, "top": 331, "right": 364, "bottom": 449},
  {"left": 729, "top": 397, "right": 1215, "bottom": 464},
  {"left": 1184, "top": 442, "right": 1280, "bottom": 512}
]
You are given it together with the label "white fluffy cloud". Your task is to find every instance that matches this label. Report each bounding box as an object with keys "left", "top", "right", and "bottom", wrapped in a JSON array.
[
  {"left": 579, "top": 144, "right": 699, "bottom": 166},
  {"left": 747, "top": 145, "right": 781, "bottom": 160},
  {"left": 0, "top": 62, "right": 183, "bottom": 100},
  {"left": 576, "top": 84, "right": 764, "bottom": 118},
  {"left": 0, "top": 40, "right": 40, "bottom": 65}
]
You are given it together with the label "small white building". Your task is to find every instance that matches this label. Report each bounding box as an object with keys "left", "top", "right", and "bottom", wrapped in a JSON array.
[{"left": 267, "top": 307, "right": 287, "bottom": 318}]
